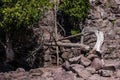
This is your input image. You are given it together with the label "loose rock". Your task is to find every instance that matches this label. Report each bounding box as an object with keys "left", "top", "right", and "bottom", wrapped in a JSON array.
[
  {"left": 80, "top": 56, "right": 91, "bottom": 67},
  {"left": 99, "top": 70, "right": 113, "bottom": 77},
  {"left": 91, "top": 58, "right": 103, "bottom": 70}
]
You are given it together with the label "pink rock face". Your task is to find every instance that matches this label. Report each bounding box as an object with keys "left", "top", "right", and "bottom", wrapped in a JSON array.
[
  {"left": 53, "top": 68, "right": 75, "bottom": 80},
  {"left": 115, "top": 0, "right": 120, "bottom": 5},
  {"left": 91, "top": 58, "right": 103, "bottom": 70},
  {"left": 115, "top": 19, "right": 120, "bottom": 27}
]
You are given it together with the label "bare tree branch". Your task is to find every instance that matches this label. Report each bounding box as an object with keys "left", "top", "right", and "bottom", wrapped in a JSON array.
[
  {"left": 58, "top": 33, "right": 83, "bottom": 41},
  {"left": 0, "top": 40, "right": 6, "bottom": 49},
  {"left": 80, "top": 28, "right": 85, "bottom": 44},
  {"left": 54, "top": 0, "right": 59, "bottom": 65},
  {"left": 57, "top": 22, "right": 66, "bottom": 36},
  {"left": 44, "top": 42, "right": 90, "bottom": 51}
]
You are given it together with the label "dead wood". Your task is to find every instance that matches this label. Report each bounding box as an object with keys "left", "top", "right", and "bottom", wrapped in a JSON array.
[
  {"left": 89, "top": 30, "right": 104, "bottom": 54},
  {"left": 0, "top": 40, "right": 6, "bottom": 49},
  {"left": 93, "top": 30, "right": 104, "bottom": 52},
  {"left": 44, "top": 42, "right": 90, "bottom": 51},
  {"left": 54, "top": 0, "right": 59, "bottom": 65},
  {"left": 58, "top": 33, "right": 83, "bottom": 41}
]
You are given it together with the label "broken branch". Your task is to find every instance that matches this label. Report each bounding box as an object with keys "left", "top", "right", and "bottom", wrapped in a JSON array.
[
  {"left": 58, "top": 33, "right": 83, "bottom": 41},
  {"left": 44, "top": 42, "right": 90, "bottom": 51}
]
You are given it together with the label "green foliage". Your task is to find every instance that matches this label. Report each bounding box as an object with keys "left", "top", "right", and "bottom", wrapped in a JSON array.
[
  {"left": 111, "top": 20, "right": 115, "bottom": 25},
  {"left": 59, "top": 0, "right": 90, "bottom": 36},
  {"left": 70, "top": 29, "right": 80, "bottom": 35},
  {"left": 0, "top": 0, "right": 50, "bottom": 31},
  {"left": 60, "top": 0, "right": 90, "bottom": 22},
  {"left": 70, "top": 29, "right": 80, "bottom": 40}
]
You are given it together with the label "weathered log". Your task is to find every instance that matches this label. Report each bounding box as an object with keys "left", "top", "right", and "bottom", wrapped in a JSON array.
[{"left": 44, "top": 42, "right": 90, "bottom": 51}]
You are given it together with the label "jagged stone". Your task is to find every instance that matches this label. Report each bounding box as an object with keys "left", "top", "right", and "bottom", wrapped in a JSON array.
[
  {"left": 86, "top": 67, "right": 96, "bottom": 74},
  {"left": 68, "top": 55, "right": 82, "bottom": 63},
  {"left": 62, "top": 60, "right": 71, "bottom": 70},
  {"left": 88, "top": 74, "right": 100, "bottom": 80},
  {"left": 69, "top": 64, "right": 91, "bottom": 79},
  {"left": 88, "top": 74, "right": 108, "bottom": 80},
  {"left": 108, "top": 14, "right": 116, "bottom": 21},
  {"left": 115, "top": 0, "right": 120, "bottom": 5},
  {"left": 53, "top": 68, "right": 76, "bottom": 80},
  {"left": 53, "top": 71, "right": 75, "bottom": 80},
  {"left": 16, "top": 68, "right": 25, "bottom": 72},
  {"left": 116, "top": 70, "right": 120, "bottom": 78},
  {"left": 87, "top": 54, "right": 98, "bottom": 60},
  {"left": 99, "top": 70, "right": 113, "bottom": 77},
  {"left": 90, "top": 10, "right": 101, "bottom": 19},
  {"left": 91, "top": 58, "right": 103, "bottom": 70},
  {"left": 80, "top": 56, "right": 91, "bottom": 67},
  {"left": 62, "top": 51, "right": 73, "bottom": 60},
  {"left": 116, "top": 14, "right": 120, "bottom": 19},
  {"left": 110, "top": 2, "right": 119, "bottom": 13},
  {"left": 78, "top": 69, "right": 91, "bottom": 79},
  {"left": 103, "top": 61, "right": 120, "bottom": 70},
  {"left": 115, "top": 19, "right": 120, "bottom": 27}
]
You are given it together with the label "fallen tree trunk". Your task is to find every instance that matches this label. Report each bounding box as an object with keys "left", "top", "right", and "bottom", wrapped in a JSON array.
[{"left": 44, "top": 42, "right": 90, "bottom": 51}]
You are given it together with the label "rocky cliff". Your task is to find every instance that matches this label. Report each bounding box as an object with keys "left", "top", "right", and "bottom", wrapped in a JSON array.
[
  {"left": 86, "top": 0, "right": 120, "bottom": 59},
  {"left": 0, "top": 0, "right": 120, "bottom": 80}
]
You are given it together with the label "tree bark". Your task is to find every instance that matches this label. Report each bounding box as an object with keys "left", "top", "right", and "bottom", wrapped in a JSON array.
[{"left": 5, "top": 32, "right": 14, "bottom": 62}]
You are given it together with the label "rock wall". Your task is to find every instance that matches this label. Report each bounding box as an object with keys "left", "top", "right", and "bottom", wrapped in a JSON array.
[
  {"left": 1, "top": 1, "right": 120, "bottom": 80},
  {"left": 38, "top": 0, "right": 120, "bottom": 67},
  {"left": 86, "top": 0, "right": 120, "bottom": 58}
]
